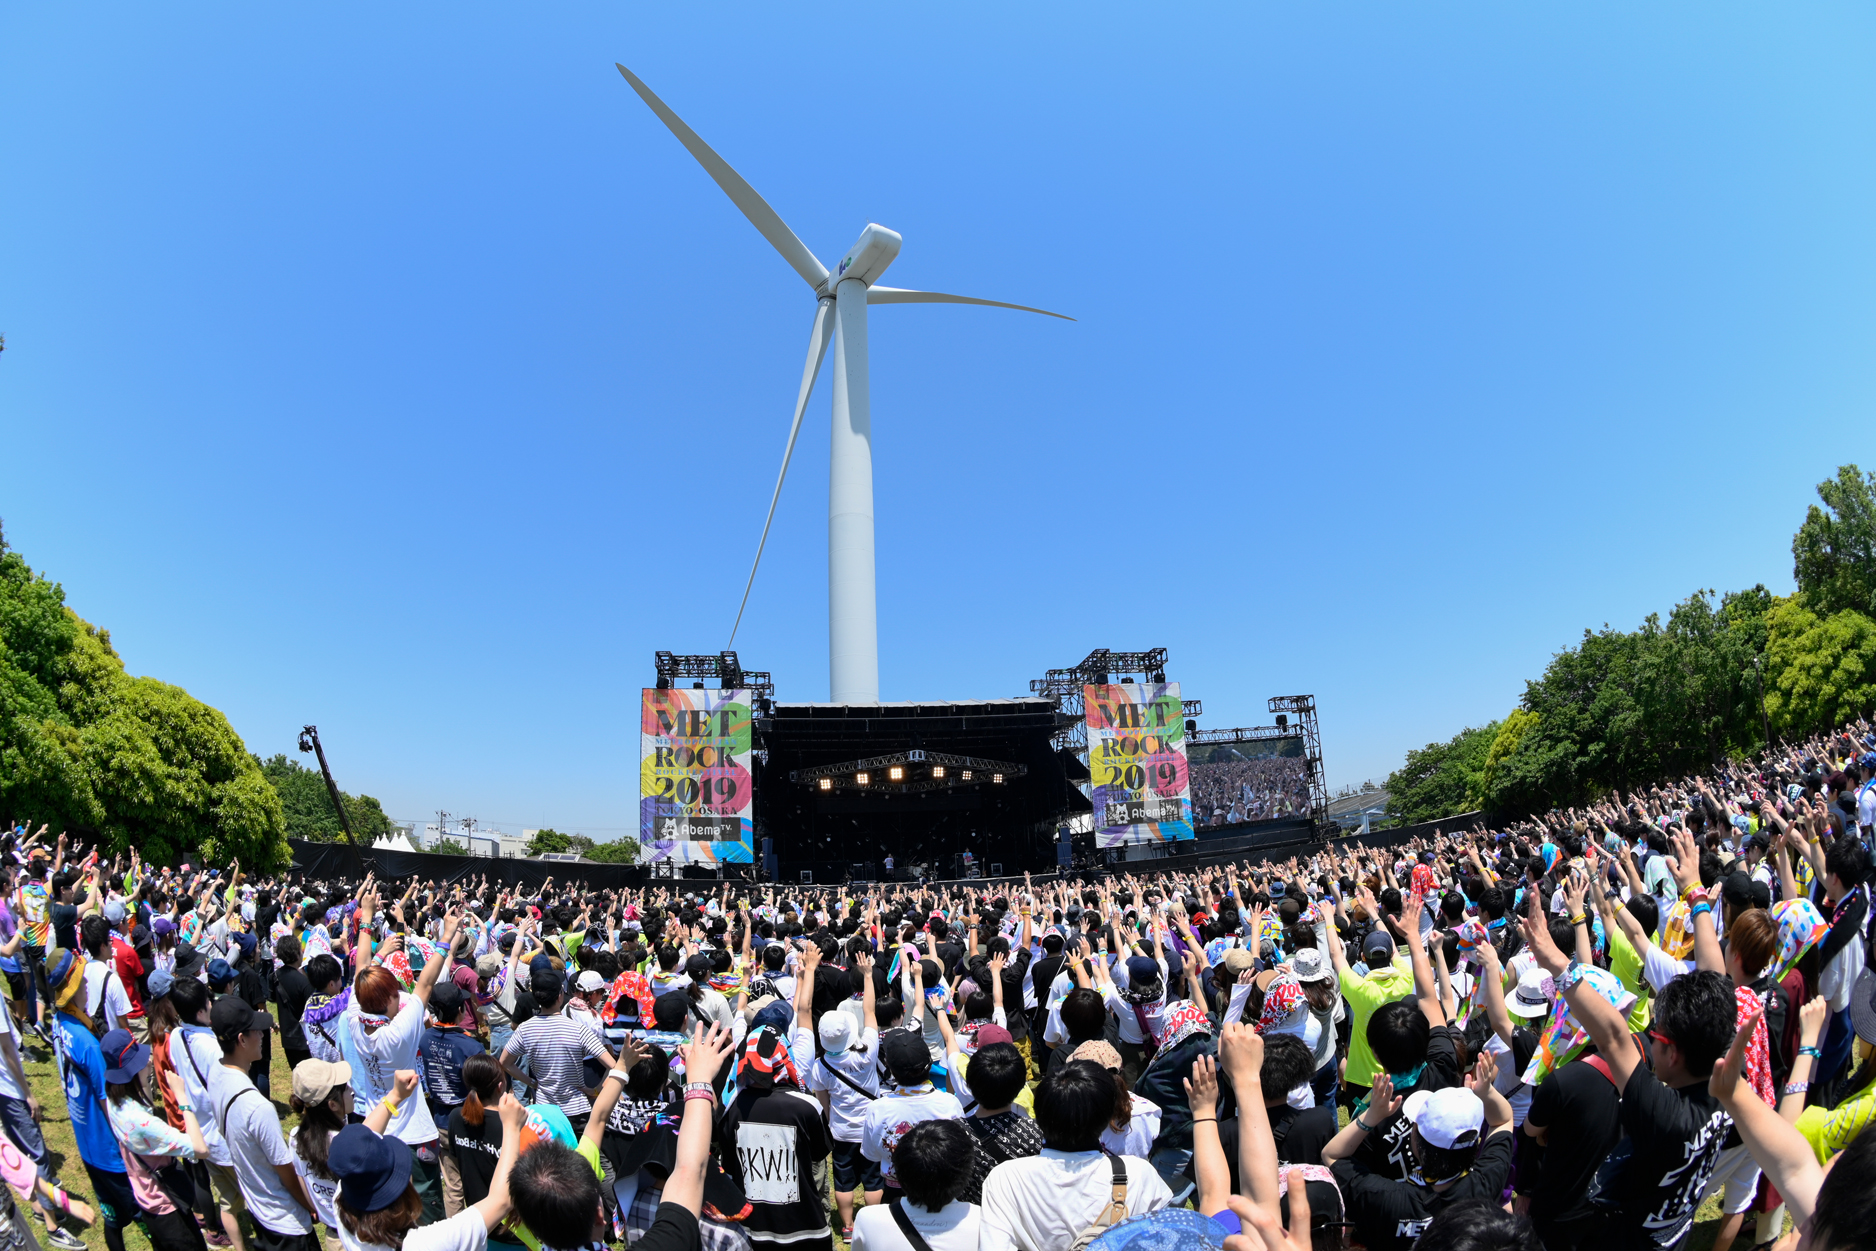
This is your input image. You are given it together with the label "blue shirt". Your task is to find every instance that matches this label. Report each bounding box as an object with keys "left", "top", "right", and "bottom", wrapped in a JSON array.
[
  {"left": 54, "top": 1012, "right": 122, "bottom": 1173},
  {"left": 418, "top": 1026, "right": 486, "bottom": 1119}
]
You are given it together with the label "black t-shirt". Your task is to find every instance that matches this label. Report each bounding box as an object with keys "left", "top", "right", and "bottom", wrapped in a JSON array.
[
  {"left": 1214, "top": 1102, "right": 1339, "bottom": 1192},
  {"left": 1335, "top": 1131, "right": 1516, "bottom": 1251},
  {"left": 447, "top": 1106, "right": 503, "bottom": 1207},
  {"left": 631, "top": 1203, "right": 701, "bottom": 1251},
  {"left": 275, "top": 967, "right": 313, "bottom": 1051},
  {"left": 1521, "top": 1057, "right": 1621, "bottom": 1225},
  {"left": 1592, "top": 1066, "right": 1733, "bottom": 1250},
  {"left": 1352, "top": 1023, "right": 1465, "bottom": 1181},
  {"left": 50, "top": 903, "right": 77, "bottom": 952},
  {"left": 720, "top": 1087, "right": 831, "bottom": 1242}
]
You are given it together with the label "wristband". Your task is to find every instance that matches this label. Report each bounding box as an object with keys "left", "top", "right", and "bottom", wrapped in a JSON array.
[
  {"left": 683, "top": 1089, "right": 715, "bottom": 1105},
  {"left": 178, "top": 1104, "right": 195, "bottom": 1115},
  {"left": 1783, "top": 1082, "right": 1811, "bottom": 1097},
  {"left": 1557, "top": 961, "right": 1589, "bottom": 992},
  {"left": 381, "top": 1096, "right": 400, "bottom": 1115},
  {"left": 1799, "top": 1046, "right": 1823, "bottom": 1059},
  {"left": 604, "top": 1068, "right": 630, "bottom": 1084},
  {"left": 684, "top": 1081, "right": 716, "bottom": 1098},
  {"left": 1690, "top": 903, "right": 1712, "bottom": 918},
  {"left": 1570, "top": 914, "right": 1587, "bottom": 926},
  {"left": 1354, "top": 1117, "right": 1379, "bottom": 1133}
]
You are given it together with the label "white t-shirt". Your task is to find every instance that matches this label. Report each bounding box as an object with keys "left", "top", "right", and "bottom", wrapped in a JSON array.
[
  {"left": 978, "top": 1149, "right": 1172, "bottom": 1251},
  {"left": 212, "top": 1068, "right": 312, "bottom": 1235},
  {"left": 83, "top": 961, "right": 132, "bottom": 1035},
  {"left": 851, "top": 1197, "right": 980, "bottom": 1251},
  {"left": 807, "top": 1026, "right": 880, "bottom": 1142},
  {"left": 1099, "top": 1094, "right": 1160, "bottom": 1159},
  {"left": 336, "top": 1200, "right": 489, "bottom": 1251},
  {"left": 292, "top": 1131, "right": 341, "bottom": 1230},
  {"left": 340, "top": 993, "right": 439, "bottom": 1145},
  {"left": 860, "top": 1085, "right": 965, "bottom": 1188},
  {"left": 1483, "top": 1033, "right": 1534, "bottom": 1127}
]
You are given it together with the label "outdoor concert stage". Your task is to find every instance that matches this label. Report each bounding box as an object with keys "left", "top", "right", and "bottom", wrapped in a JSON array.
[
  {"left": 752, "top": 698, "right": 1084, "bottom": 883},
  {"left": 642, "top": 650, "right": 1330, "bottom": 882}
]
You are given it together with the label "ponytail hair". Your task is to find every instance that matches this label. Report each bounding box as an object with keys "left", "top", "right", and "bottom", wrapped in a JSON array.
[{"left": 459, "top": 1052, "right": 504, "bottom": 1128}]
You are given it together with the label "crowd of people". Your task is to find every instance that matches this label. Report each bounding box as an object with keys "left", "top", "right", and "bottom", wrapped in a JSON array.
[
  {"left": 1190, "top": 754, "right": 1311, "bottom": 827},
  {"left": 1, "top": 717, "right": 1875, "bottom": 1251}
]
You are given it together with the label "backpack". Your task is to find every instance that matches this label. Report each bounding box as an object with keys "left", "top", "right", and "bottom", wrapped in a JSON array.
[{"left": 1068, "top": 1155, "right": 1129, "bottom": 1251}]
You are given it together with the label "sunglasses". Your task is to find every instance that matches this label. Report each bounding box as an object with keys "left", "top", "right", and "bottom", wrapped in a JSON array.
[{"left": 1648, "top": 1029, "right": 1676, "bottom": 1049}]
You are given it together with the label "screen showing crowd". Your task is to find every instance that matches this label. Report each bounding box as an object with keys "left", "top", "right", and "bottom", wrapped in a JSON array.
[{"left": 1187, "top": 736, "right": 1309, "bottom": 827}]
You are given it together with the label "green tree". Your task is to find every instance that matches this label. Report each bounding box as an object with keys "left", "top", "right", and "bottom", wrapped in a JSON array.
[
  {"left": 1385, "top": 723, "right": 1498, "bottom": 824},
  {"left": 585, "top": 838, "right": 640, "bottom": 864},
  {"left": 1762, "top": 598, "right": 1876, "bottom": 737},
  {"left": 526, "top": 828, "right": 572, "bottom": 856},
  {"left": 256, "top": 754, "right": 398, "bottom": 844},
  {"left": 1482, "top": 590, "right": 1767, "bottom": 814},
  {"left": 1793, "top": 465, "right": 1876, "bottom": 618},
  {"left": 0, "top": 532, "right": 287, "bottom": 867},
  {"left": 429, "top": 837, "right": 468, "bottom": 855}
]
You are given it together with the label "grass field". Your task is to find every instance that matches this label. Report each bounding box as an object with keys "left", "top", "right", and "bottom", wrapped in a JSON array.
[{"left": 16, "top": 1029, "right": 1770, "bottom": 1251}]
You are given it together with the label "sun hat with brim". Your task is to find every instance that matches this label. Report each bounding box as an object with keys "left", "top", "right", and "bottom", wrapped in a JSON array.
[
  {"left": 329, "top": 1124, "right": 414, "bottom": 1214},
  {"left": 1087, "top": 1209, "right": 1229, "bottom": 1251},
  {"left": 42, "top": 947, "right": 86, "bottom": 1012},
  {"left": 1506, "top": 968, "right": 1553, "bottom": 1019},
  {"left": 1851, "top": 969, "right": 1876, "bottom": 1046},
  {"left": 100, "top": 1029, "right": 151, "bottom": 1085},
  {"left": 1070, "top": 1040, "right": 1124, "bottom": 1071},
  {"left": 172, "top": 942, "right": 205, "bottom": 980},
  {"left": 818, "top": 1010, "right": 857, "bottom": 1054},
  {"left": 1289, "top": 948, "right": 1329, "bottom": 984}
]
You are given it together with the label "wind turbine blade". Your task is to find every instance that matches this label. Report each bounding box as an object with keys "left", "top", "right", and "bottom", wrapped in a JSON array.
[
  {"left": 615, "top": 64, "right": 829, "bottom": 291},
  {"left": 729, "top": 301, "right": 836, "bottom": 647},
  {"left": 866, "top": 286, "right": 1075, "bottom": 321}
]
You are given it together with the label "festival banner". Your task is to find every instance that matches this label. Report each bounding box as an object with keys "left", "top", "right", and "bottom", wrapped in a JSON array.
[
  {"left": 1084, "top": 683, "right": 1193, "bottom": 847},
  {"left": 639, "top": 688, "right": 755, "bottom": 865}
]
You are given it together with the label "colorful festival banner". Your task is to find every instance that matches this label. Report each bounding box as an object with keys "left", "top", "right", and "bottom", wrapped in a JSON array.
[
  {"left": 639, "top": 688, "right": 755, "bottom": 865},
  {"left": 1084, "top": 683, "right": 1193, "bottom": 847}
]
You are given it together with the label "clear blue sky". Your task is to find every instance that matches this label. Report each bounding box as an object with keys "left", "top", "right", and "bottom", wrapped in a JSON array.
[{"left": 5, "top": 5, "right": 1874, "bottom": 838}]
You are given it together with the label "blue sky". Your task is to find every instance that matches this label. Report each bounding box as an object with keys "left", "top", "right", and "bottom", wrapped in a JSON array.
[{"left": 4, "top": 5, "right": 1874, "bottom": 839}]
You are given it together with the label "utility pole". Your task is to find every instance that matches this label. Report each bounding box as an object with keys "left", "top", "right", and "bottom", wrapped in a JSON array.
[{"left": 298, "top": 726, "right": 364, "bottom": 855}]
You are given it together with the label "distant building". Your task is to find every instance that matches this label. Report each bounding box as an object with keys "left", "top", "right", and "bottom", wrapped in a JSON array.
[{"left": 504, "top": 831, "right": 532, "bottom": 859}]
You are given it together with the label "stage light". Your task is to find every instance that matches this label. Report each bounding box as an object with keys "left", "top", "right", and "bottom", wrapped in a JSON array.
[
  {"left": 818, "top": 778, "right": 832, "bottom": 791},
  {"left": 961, "top": 770, "right": 973, "bottom": 781},
  {"left": 889, "top": 766, "right": 904, "bottom": 781},
  {"left": 931, "top": 765, "right": 945, "bottom": 779},
  {"left": 856, "top": 772, "right": 870, "bottom": 786},
  {"left": 993, "top": 773, "right": 1005, "bottom": 783}
]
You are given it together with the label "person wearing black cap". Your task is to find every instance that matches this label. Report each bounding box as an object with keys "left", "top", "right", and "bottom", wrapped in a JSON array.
[
  {"left": 419, "top": 981, "right": 485, "bottom": 1219},
  {"left": 861, "top": 1026, "right": 966, "bottom": 1200},
  {"left": 210, "top": 995, "right": 317, "bottom": 1251}
]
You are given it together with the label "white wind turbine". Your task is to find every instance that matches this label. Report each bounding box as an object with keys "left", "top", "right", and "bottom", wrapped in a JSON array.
[{"left": 616, "top": 64, "right": 1072, "bottom": 705}]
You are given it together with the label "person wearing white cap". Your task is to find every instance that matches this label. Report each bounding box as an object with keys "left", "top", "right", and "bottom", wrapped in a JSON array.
[
  {"left": 801, "top": 949, "right": 882, "bottom": 1238},
  {"left": 1323, "top": 1053, "right": 1515, "bottom": 1251}
]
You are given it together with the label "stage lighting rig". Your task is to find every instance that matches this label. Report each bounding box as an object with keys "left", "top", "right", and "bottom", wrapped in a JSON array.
[{"left": 791, "top": 749, "right": 1026, "bottom": 795}]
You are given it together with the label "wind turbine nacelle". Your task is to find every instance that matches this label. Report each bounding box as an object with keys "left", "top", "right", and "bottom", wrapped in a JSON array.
[{"left": 832, "top": 224, "right": 902, "bottom": 287}]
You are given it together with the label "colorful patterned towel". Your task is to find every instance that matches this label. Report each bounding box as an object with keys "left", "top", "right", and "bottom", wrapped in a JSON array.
[{"left": 1520, "top": 964, "right": 1636, "bottom": 1087}]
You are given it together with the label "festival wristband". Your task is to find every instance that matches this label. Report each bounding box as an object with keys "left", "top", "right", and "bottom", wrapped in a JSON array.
[{"left": 1799, "top": 1046, "right": 1823, "bottom": 1059}]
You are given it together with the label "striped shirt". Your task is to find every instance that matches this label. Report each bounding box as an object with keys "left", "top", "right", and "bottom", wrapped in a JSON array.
[{"left": 501, "top": 1012, "right": 610, "bottom": 1115}]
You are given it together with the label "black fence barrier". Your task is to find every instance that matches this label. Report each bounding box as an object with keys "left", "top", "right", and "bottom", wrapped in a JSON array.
[{"left": 287, "top": 840, "right": 652, "bottom": 891}]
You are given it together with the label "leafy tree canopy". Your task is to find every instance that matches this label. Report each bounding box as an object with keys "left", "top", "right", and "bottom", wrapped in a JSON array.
[
  {"left": 1793, "top": 464, "right": 1876, "bottom": 618},
  {"left": 1762, "top": 599, "right": 1876, "bottom": 738},
  {"left": 428, "top": 837, "right": 467, "bottom": 855},
  {"left": 256, "top": 754, "right": 398, "bottom": 845},
  {"left": 585, "top": 838, "right": 640, "bottom": 864},
  {"left": 526, "top": 828, "right": 573, "bottom": 856},
  {"left": 0, "top": 527, "right": 287, "bottom": 867},
  {"left": 1385, "top": 722, "right": 1497, "bottom": 824}
]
